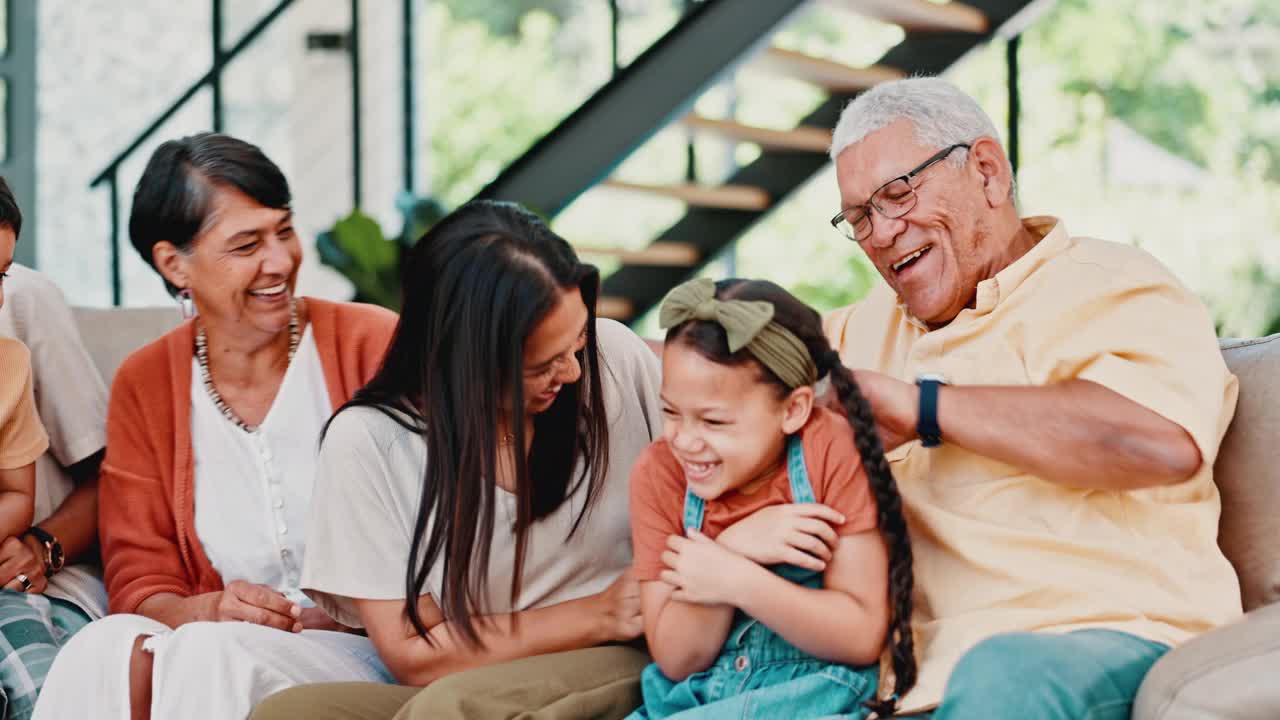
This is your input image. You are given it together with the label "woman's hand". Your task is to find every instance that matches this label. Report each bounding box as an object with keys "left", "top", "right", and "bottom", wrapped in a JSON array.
[
  {"left": 716, "top": 504, "right": 844, "bottom": 572},
  {"left": 592, "top": 567, "right": 644, "bottom": 643},
  {"left": 0, "top": 535, "right": 47, "bottom": 594},
  {"left": 661, "top": 530, "right": 757, "bottom": 606},
  {"left": 209, "top": 580, "right": 303, "bottom": 632},
  {"left": 298, "top": 606, "right": 349, "bottom": 632}
]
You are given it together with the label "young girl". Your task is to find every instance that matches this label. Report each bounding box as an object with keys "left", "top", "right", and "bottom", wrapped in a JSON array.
[{"left": 628, "top": 277, "right": 916, "bottom": 719}]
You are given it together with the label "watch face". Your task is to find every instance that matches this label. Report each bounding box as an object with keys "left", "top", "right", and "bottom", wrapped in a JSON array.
[{"left": 49, "top": 543, "right": 64, "bottom": 571}]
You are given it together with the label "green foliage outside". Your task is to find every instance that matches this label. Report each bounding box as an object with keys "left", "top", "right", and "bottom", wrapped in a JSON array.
[{"left": 323, "top": 0, "right": 1280, "bottom": 337}]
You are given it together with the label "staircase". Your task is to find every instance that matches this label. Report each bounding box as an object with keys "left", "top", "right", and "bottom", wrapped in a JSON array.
[{"left": 476, "top": 0, "right": 1041, "bottom": 324}]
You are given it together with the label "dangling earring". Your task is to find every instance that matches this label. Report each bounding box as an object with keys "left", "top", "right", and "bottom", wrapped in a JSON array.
[{"left": 176, "top": 288, "right": 197, "bottom": 320}]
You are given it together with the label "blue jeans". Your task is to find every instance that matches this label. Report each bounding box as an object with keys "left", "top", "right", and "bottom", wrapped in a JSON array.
[{"left": 911, "top": 630, "right": 1168, "bottom": 720}]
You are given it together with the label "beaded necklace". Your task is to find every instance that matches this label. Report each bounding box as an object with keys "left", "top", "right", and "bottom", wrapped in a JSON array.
[{"left": 194, "top": 300, "right": 300, "bottom": 434}]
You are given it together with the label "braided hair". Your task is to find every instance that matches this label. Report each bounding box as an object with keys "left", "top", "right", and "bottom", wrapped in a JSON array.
[{"left": 666, "top": 279, "right": 916, "bottom": 714}]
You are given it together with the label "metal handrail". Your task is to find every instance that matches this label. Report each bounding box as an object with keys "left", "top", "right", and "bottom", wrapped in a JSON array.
[
  {"left": 94, "top": 0, "right": 298, "bottom": 305},
  {"left": 90, "top": 0, "right": 296, "bottom": 189}
]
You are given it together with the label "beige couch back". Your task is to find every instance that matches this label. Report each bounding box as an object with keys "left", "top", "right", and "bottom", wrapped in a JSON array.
[
  {"left": 1217, "top": 336, "right": 1280, "bottom": 612},
  {"left": 71, "top": 306, "right": 180, "bottom": 386}
]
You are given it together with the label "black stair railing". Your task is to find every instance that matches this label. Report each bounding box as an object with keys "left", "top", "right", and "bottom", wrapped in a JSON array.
[
  {"left": 601, "top": 0, "right": 1039, "bottom": 321},
  {"left": 476, "top": 0, "right": 810, "bottom": 217},
  {"left": 91, "top": 0, "right": 300, "bottom": 305}
]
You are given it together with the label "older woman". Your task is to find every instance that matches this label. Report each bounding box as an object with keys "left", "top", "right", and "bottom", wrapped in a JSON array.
[
  {"left": 253, "top": 201, "right": 663, "bottom": 720},
  {"left": 32, "top": 133, "right": 397, "bottom": 720}
]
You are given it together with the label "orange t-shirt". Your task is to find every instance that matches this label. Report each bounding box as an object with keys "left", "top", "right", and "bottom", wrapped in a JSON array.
[
  {"left": 630, "top": 407, "right": 879, "bottom": 582},
  {"left": 0, "top": 337, "right": 49, "bottom": 470}
]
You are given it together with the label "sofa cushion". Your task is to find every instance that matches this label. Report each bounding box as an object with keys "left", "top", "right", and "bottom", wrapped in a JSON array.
[
  {"left": 1217, "top": 335, "right": 1280, "bottom": 612},
  {"left": 71, "top": 306, "right": 179, "bottom": 386},
  {"left": 1133, "top": 601, "right": 1280, "bottom": 719}
]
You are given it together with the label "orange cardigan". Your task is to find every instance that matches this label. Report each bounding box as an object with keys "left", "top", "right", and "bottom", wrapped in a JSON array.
[{"left": 99, "top": 298, "right": 397, "bottom": 615}]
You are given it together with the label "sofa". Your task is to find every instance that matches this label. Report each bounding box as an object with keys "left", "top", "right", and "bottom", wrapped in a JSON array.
[
  {"left": 1133, "top": 336, "right": 1280, "bottom": 720},
  {"left": 70, "top": 308, "right": 1278, "bottom": 718}
]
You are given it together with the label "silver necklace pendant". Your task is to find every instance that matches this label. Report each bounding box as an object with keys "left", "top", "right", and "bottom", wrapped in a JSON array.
[{"left": 195, "top": 299, "right": 301, "bottom": 434}]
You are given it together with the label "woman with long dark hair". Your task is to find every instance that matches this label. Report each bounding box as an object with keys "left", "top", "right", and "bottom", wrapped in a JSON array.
[{"left": 254, "top": 200, "right": 664, "bottom": 720}]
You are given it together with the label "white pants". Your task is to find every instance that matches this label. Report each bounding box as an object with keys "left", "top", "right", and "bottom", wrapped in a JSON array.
[{"left": 31, "top": 614, "right": 393, "bottom": 720}]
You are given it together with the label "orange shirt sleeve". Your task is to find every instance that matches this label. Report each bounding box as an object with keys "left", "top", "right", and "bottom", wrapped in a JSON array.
[
  {"left": 629, "top": 441, "right": 688, "bottom": 582},
  {"left": 0, "top": 340, "right": 49, "bottom": 470},
  {"left": 803, "top": 409, "right": 878, "bottom": 536},
  {"left": 99, "top": 355, "right": 195, "bottom": 614}
]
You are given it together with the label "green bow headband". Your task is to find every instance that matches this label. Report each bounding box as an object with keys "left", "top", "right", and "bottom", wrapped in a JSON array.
[{"left": 658, "top": 278, "right": 819, "bottom": 390}]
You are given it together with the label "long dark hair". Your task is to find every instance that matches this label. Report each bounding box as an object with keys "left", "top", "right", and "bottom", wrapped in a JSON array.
[
  {"left": 666, "top": 279, "right": 916, "bottom": 714},
  {"left": 328, "top": 199, "right": 611, "bottom": 646}
]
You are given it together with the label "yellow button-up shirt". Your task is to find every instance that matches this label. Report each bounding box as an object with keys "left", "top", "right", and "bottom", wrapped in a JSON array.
[{"left": 824, "top": 217, "right": 1243, "bottom": 712}]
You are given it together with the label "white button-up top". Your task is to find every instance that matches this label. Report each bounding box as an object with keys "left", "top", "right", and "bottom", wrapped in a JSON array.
[{"left": 191, "top": 329, "right": 330, "bottom": 606}]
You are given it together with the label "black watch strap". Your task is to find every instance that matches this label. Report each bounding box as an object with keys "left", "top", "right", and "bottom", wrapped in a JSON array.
[
  {"left": 916, "top": 377, "right": 946, "bottom": 448},
  {"left": 24, "top": 526, "right": 63, "bottom": 576}
]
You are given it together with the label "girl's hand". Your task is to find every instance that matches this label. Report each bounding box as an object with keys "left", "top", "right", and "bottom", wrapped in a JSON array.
[
  {"left": 661, "top": 530, "right": 756, "bottom": 606},
  {"left": 716, "top": 504, "right": 844, "bottom": 572}
]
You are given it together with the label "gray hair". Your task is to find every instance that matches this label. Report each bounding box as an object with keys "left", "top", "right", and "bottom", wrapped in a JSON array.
[{"left": 829, "top": 77, "right": 1007, "bottom": 175}]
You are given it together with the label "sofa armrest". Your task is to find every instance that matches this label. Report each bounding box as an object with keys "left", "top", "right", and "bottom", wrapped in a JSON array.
[{"left": 1134, "top": 602, "right": 1280, "bottom": 719}]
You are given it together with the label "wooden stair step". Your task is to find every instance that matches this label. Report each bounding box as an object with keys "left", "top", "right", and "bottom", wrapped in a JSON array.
[
  {"left": 602, "top": 179, "right": 771, "bottom": 211},
  {"left": 753, "top": 47, "right": 905, "bottom": 92},
  {"left": 596, "top": 296, "right": 635, "bottom": 321},
  {"left": 828, "top": 0, "right": 988, "bottom": 34},
  {"left": 681, "top": 114, "right": 831, "bottom": 154},
  {"left": 575, "top": 241, "right": 701, "bottom": 267}
]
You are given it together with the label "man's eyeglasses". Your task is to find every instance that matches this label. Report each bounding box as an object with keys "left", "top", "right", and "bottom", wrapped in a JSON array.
[{"left": 829, "top": 143, "right": 971, "bottom": 243}]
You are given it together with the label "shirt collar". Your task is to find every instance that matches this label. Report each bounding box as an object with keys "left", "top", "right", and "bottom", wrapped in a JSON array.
[{"left": 895, "top": 216, "right": 1068, "bottom": 329}]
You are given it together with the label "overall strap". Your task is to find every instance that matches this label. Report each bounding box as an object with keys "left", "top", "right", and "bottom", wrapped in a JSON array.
[
  {"left": 786, "top": 434, "right": 816, "bottom": 504},
  {"left": 681, "top": 487, "right": 706, "bottom": 533}
]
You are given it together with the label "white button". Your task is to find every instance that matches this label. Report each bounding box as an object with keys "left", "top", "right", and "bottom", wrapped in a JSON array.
[
  {"left": 734, "top": 655, "right": 749, "bottom": 672},
  {"left": 273, "top": 497, "right": 284, "bottom": 509},
  {"left": 278, "top": 524, "right": 288, "bottom": 535},
  {"left": 280, "top": 548, "right": 290, "bottom": 558}
]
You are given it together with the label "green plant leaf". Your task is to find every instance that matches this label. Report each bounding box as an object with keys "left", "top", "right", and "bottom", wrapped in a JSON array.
[{"left": 331, "top": 210, "right": 398, "bottom": 273}]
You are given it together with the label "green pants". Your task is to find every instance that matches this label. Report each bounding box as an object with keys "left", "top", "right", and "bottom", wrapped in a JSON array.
[
  {"left": 251, "top": 645, "right": 649, "bottom": 720},
  {"left": 0, "top": 591, "right": 91, "bottom": 720}
]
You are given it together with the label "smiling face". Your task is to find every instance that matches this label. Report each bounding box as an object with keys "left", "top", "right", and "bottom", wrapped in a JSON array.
[
  {"left": 521, "top": 287, "right": 590, "bottom": 417},
  {"left": 155, "top": 185, "right": 301, "bottom": 340},
  {"left": 835, "top": 118, "right": 1006, "bottom": 327},
  {"left": 0, "top": 225, "right": 14, "bottom": 311},
  {"left": 659, "top": 341, "right": 812, "bottom": 501}
]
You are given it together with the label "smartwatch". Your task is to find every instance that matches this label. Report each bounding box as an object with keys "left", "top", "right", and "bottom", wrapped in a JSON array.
[
  {"left": 24, "top": 526, "right": 64, "bottom": 577},
  {"left": 915, "top": 373, "right": 949, "bottom": 448}
]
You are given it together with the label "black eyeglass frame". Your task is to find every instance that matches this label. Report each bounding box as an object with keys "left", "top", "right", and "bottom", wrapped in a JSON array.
[{"left": 829, "top": 142, "right": 972, "bottom": 242}]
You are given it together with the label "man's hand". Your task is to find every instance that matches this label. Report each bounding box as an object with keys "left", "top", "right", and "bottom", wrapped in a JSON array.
[{"left": 848, "top": 369, "right": 919, "bottom": 452}]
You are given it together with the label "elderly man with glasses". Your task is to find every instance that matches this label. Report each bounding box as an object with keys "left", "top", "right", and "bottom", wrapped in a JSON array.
[{"left": 822, "top": 77, "right": 1242, "bottom": 719}]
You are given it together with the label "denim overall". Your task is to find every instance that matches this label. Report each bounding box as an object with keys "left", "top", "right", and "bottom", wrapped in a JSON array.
[{"left": 627, "top": 436, "right": 879, "bottom": 719}]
